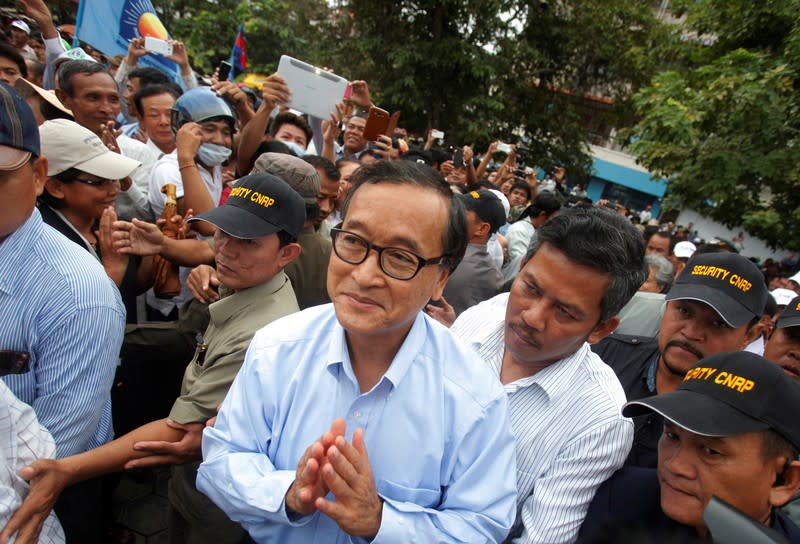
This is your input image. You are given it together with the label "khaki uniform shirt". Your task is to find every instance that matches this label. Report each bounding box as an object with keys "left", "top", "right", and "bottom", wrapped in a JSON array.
[
  {"left": 284, "top": 225, "right": 332, "bottom": 310},
  {"left": 169, "top": 272, "right": 299, "bottom": 424}
]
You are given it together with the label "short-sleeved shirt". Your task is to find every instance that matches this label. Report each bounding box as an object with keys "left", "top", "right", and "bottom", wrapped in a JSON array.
[{"left": 169, "top": 272, "right": 299, "bottom": 424}]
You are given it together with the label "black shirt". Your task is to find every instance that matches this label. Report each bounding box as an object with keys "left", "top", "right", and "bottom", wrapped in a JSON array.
[{"left": 592, "top": 334, "right": 663, "bottom": 468}]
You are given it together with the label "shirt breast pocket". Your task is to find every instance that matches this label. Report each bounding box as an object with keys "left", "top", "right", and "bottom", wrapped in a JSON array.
[{"left": 377, "top": 479, "right": 441, "bottom": 509}]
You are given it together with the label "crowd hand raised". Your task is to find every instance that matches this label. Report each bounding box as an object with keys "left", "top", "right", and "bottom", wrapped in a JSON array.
[
  {"left": 425, "top": 296, "right": 456, "bottom": 328},
  {"left": 440, "top": 159, "right": 455, "bottom": 178},
  {"left": 463, "top": 145, "right": 474, "bottom": 166},
  {"left": 212, "top": 80, "right": 250, "bottom": 113},
  {"left": 187, "top": 264, "right": 221, "bottom": 304},
  {"left": 371, "top": 135, "right": 392, "bottom": 160},
  {"left": 100, "top": 121, "right": 122, "bottom": 153},
  {"left": 176, "top": 122, "right": 203, "bottom": 161},
  {"left": 18, "top": 0, "right": 52, "bottom": 26},
  {"left": 165, "top": 40, "right": 190, "bottom": 67},
  {"left": 98, "top": 207, "right": 128, "bottom": 276},
  {"left": 323, "top": 102, "right": 346, "bottom": 144},
  {"left": 259, "top": 73, "right": 291, "bottom": 112},
  {"left": 316, "top": 428, "right": 383, "bottom": 538},
  {"left": 112, "top": 217, "right": 164, "bottom": 256},
  {"left": 285, "top": 419, "right": 346, "bottom": 517},
  {"left": 486, "top": 141, "right": 499, "bottom": 155},
  {"left": 125, "top": 420, "right": 205, "bottom": 469},
  {"left": 125, "top": 37, "right": 148, "bottom": 65},
  {"left": 0, "top": 459, "right": 71, "bottom": 544},
  {"left": 350, "top": 80, "right": 372, "bottom": 109}
]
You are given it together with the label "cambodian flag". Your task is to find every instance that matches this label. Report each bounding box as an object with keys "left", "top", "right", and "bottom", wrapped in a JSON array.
[{"left": 228, "top": 23, "right": 247, "bottom": 81}]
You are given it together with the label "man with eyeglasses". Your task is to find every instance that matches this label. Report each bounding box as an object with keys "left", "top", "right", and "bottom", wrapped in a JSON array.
[
  {"left": 0, "top": 83, "right": 125, "bottom": 542},
  {"left": 197, "top": 160, "right": 518, "bottom": 542}
]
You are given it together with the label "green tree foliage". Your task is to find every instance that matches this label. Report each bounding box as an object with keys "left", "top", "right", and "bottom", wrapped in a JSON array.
[{"left": 628, "top": 0, "right": 800, "bottom": 249}]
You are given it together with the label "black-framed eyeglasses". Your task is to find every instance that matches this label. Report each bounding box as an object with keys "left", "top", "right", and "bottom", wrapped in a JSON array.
[
  {"left": 330, "top": 226, "right": 448, "bottom": 281},
  {"left": 74, "top": 176, "right": 120, "bottom": 188}
]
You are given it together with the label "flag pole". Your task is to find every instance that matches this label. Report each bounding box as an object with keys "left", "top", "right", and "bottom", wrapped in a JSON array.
[{"left": 72, "top": 0, "right": 87, "bottom": 49}]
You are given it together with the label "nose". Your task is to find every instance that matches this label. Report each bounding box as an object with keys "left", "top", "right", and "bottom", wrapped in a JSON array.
[
  {"left": 348, "top": 249, "right": 386, "bottom": 287},
  {"left": 680, "top": 319, "right": 705, "bottom": 342},
  {"left": 661, "top": 438, "right": 696, "bottom": 480},
  {"left": 519, "top": 297, "right": 548, "bottom": 332}
]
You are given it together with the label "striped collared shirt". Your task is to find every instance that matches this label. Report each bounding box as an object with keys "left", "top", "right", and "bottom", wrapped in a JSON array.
[{"left": 451, "top": 293, "right": 633, "bottom": 544}]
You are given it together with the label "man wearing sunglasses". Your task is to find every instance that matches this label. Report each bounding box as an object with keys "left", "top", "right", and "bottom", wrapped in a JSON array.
[{"left": 197, "top": 160, "right": 518, "bottom": 542}]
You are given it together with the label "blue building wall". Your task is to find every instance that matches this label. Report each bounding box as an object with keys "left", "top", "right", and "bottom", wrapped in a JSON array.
[{"left": 587, "top": 153, "right": 668, "bottom": 217}]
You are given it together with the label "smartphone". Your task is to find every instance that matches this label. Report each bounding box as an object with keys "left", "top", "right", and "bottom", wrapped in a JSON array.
[
  {"left": 524, "top": 166, "right": 534, "bottom": 175},
  {"left": 431, "top": 129, "right": 444, "bottom": 140},
  {"left": 143, "top": 36, "right": 173, "bottom": 57},
  {"left": 453, "top": 148, "right": 464, "bottom": 168},
  {"left": 343, "top": 83, "right": 353, "bottom": 101},
  {"left": 218, "top": 60, "right": 232, "bottom": 81},
  {"left": 385, "top": 111, "right": 401, "bottom": 137},
  {"left": 496, "top": 142, "right": 511, "bottom": 154},
  {"left": 362, "top": 106, "right": 390, "bottom": 142}
]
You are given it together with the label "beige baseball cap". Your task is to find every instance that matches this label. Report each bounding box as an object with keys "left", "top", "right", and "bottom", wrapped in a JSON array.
[{"left": 39, "top": 119, "right": 140, "bottom": 179}]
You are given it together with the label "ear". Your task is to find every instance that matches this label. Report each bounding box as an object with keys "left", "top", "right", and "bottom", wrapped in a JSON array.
[
  {"left": 741, "top": 319, "right": 765, "bottom": 348},
  {"left": 32, "top": 157, "right": 47, "bottom": 197},
  {"left": 588, "top": 316, "right": 620, "bottom": 345},
  {"left": 43, "top": 177, "right": 67, "bottom": 201},
  {"left": 769, "top": 459, "right": 800, "bottom": 508},
  {"left": 54, "top": 88, "right": 69, "bottom": 106},
  {"left": 430, "top": 266, "right": 451, "bottom": 302},
  {"left": 277, "top": 242, "right": 302, "bottom": 269},
  {"left": 476, "top": 220, "right": 490, "bottom": 238}
]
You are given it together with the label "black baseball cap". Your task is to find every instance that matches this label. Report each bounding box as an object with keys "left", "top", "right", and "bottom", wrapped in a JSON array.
[
  {"left": 624, "top": 351, "right": 800, "bottom": 451},
  {"left": 459, "top": 190, "right": 506, "bottom": 234},
  {"left": 0, "top": 81, "right": 40, "bottom": 171},
  {"left": 188, "top": 173, "right": 305, "bottom": 239},
  {"left": 666, "top": 252, "right": 768, "bottom": 327},
  {"left": 777, "top": 296, "right": 800, "bottom": 329}
]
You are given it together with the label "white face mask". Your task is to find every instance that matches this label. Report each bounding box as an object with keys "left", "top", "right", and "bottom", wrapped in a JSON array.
[
  {"left": 282, "top": 140, "right": 306, "bottom": 157},
  {"left": 196, "top": 143, "right": 232, "bottom": 167}
]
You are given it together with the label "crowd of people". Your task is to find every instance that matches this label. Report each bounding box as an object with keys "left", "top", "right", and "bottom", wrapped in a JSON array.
[{"left": 2, "top": 2, "right": 800, "bottom": 543}]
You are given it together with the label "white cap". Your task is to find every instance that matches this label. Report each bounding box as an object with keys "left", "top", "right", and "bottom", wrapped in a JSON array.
[
  {"left": 10, "top": 20, "right": 31, "bottom": 35},
  {"left": 673, "top": 240, "right": 697, "bottom": 259},
  {"left": 789, "top": 271, "right": 800, "bottom": 286},
  {"left": 39, "top": 119, "right": 140, "bottom": 179},
  {"left": 53, "top": 48, "right": 97, "bottom": 70},
  {"left": 771, "top": 288, "right": 798, "bottom": 307},
  {"left": 488, "top": 189, "right": 510, "bottom": 217}
]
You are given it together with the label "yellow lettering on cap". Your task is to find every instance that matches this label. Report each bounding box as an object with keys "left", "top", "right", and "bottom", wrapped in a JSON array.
[
  {"left": 729, "top": 274, "right": 753, "bottom": 293},
  {"left": 229, "top": 187, "right": 251, "bottom": 200},
  {"left": 741, "top": 380, "right": 755, "bottom": 393},
  {"left": 249, "top": 191, "right": 276, "bottom": 209},
  {"left": 715, "top": 371, "right": 728, "bottom": 385}
]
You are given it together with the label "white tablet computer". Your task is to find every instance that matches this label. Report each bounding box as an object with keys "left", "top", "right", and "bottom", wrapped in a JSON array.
[{"left": 277, "top": 55, "right": 348, "bottom": 120}]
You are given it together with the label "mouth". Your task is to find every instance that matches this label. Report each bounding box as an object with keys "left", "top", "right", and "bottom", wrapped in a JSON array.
[
  {"left": 508, "top": 322, "right": 540, "bottom": 350},
  {"left": 661, "top": 478, "right": 697, "bottom": 500},
  {"left": 341, "top": 292, "right": 382, "bottom": 310},
  {"left": 215, "top": 260, "right": 236, "bottom": 276},
  {"left": 780, "top": 363, "right": 800, "bottom": 380},
  {"left": 665, "top": 340, "right": 703, "bottom": 360}
]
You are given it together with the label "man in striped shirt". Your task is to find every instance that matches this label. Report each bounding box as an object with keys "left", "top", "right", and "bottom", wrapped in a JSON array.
[{"left": 451, "top": 207, "right": 647, "bottom": 543}]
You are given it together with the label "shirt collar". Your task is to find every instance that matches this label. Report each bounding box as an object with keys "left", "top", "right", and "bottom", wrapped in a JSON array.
[
  {"left": 504, "top": 342, "right": 590, "bottom": 401},
  {"left": 326, "top": 311, "right": 427, "bottom": 392},
  {"left": 0, "top": 209, "right": 40, "bottom": 294},
  {"left": 209, "top": 272, "right": 289, "bottom": 325}
]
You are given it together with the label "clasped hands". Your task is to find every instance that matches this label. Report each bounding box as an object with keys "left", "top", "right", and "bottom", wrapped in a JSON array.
[{"left": 285, "top": 418, "right": 383, "bottom": 538}]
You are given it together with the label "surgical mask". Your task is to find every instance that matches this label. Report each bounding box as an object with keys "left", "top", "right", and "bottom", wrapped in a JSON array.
[
  {"left": 196, "top": 143, "right": 232, "bottom": 167},
  {"left": 282, "top": 140, "right": 306, "bottom": 157}
]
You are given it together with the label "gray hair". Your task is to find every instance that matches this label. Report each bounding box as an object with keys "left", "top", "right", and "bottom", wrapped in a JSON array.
[{"left": 644, "top": 255, "right": 674, "bottom": 293}]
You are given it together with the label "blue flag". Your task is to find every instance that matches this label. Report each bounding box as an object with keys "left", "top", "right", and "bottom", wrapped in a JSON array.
[
  {"left": 75, "top": 0, "right": 181, "bottom": 83},
  {"left": 227, "top": 23, "right": 247, "bottom": 81}
]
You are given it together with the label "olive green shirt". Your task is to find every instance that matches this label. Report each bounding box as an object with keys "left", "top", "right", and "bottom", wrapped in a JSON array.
[
  {"left": 168, "top": 272, "right": 299, "bottom": 424},
  {"left": 284, "top": 225, "right": 332, "bottom": 310}
]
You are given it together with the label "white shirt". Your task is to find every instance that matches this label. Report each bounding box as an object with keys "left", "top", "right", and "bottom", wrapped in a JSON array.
[
  {"left": 451, "top": 293, "right": 633, "bottom": 544},
  {"left": 0, "top": 380, "right": 65, "bottom": 543},
  {"left": 116, "top": 135, "right": 157, "bottom": 222},
  {"left": 506, "top": 219, "right": 535, "bottom": 261}
]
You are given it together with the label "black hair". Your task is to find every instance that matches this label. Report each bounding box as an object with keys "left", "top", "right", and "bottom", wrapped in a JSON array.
[
  {"left": 277, "top": 230, "right": 296, "bottom": 248},
  {"left": 302, "top": 155, "right": 340, "bottom": 182},
  {"left": 510, "top": 180, "right": 532, "bottom": 201},
  {"left": 57, "top": 60, "right": 109, "bottom": 97},
  {"left": 336, "top": 158, "right": 361, "bottom": 171},
  {"left": 0, "top": 43, "right": 27, "bottom": 78},
  {"left": 38, "top": 167, "right": 84, "bottom": 210},
  {"left": 761, "top": 429, "right": 799, "bottom": 467},
  {"left": 523, "top": 207, "right": 648, "bottom": 321},
  {"left": 342, "top": 160, "right": 467, "bottom": 273},
  {"left": 517, "top": 192, "right": 561, "bottom": 223},
  {"left": 269, "top": 111, "right": 313, "bottom": 146},
  {"left": 127, "top": 67, "right": 171, "bottom": 88},
  {"left": 27, "top": 59, "right": 44, "bottom": 80},
  {"left": 133, "top": 82, "right": 182, "bottom": 117}
]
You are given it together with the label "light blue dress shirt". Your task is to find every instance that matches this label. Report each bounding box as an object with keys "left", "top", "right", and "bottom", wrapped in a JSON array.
[
  {"left": 197, "top": 303, "right": 518, "bottom": 543},
  {"left": 0, "top": 210, "right": 125, "bottom": 457}
]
